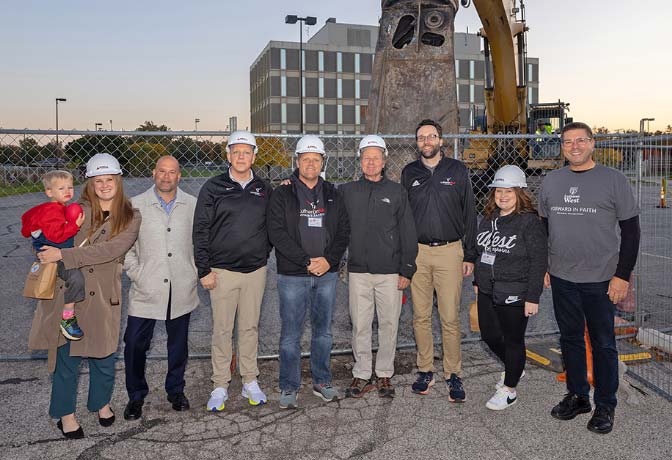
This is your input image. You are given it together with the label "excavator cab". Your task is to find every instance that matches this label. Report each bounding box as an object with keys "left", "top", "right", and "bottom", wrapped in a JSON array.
[{"left": 528, "top": 101, "right": 570, "bottom": 172}]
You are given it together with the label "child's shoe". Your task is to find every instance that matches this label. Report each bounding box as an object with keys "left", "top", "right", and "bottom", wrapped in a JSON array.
[{"left": 60, "top": 317, "right": 84, "bottom": 341}]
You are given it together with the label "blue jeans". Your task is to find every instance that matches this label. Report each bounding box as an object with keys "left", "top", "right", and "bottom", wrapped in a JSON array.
[
  {"left": 278, "top": 272, "right": 337, "bottom": 391},
  {"left": 550, "top": 275, "right": 618, "bottom": 409}
]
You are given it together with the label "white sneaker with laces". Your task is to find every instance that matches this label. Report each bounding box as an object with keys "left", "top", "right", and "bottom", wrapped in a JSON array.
[
  {"left": 486, "top": 387, "right": 517, "bottom": 411},
  {"left": 496, "top": 370, "right": 525, "bottom": 389},
  {"left": 207, "top": 387, "right": 228, "bottom": 412},
  {"left": 242, "top": 380, "right": 267, "bottom": 405}
]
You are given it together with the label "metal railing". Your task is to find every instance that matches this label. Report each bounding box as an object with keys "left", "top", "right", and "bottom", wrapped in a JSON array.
[{"left": 1, "top": 129, "right": 670, "bottom": 398}]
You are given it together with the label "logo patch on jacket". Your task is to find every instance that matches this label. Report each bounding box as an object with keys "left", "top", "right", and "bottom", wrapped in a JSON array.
[
  {"left": 411, "top": 180, "right": 421, "bottom": 187},
  {"left": 505, "top": 296, "right": 520, "bottom": 304},
  {"left": 440, "top": 177, "right": 456, "bottom": 186},
  {"left": 250, "top": 187, "right": 265, "bottom": 197},
  {"left": 381, "top": 197, "right": 391, "bottom": 204}
]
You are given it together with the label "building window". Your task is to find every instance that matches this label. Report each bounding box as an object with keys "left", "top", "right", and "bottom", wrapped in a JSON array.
[
  {"left": 470, "top": 60, "right": 474, "bottom": 79},
  {"left": 355, "top": 104, "right": 361, "bottom": 125},
  {"left": 337, "top": 52, "right": 343, "bottom": 72},
  {"left": 355, "top": 80, "right": 360, "bottom": 99},
  {"left": 319, "top": 78, "right": 324, "bottom": 98},
  {"left": 337, "top": 79, "right": 342, "bottom": 99},
  {"left": 319, "top": 104, "right": 325, "bottom": 124},
  {"left": 280, "top": 49, "right": 286, "bottom": 70},
  {"left": 281, "top": 76, "right": 287, "bottom": 97},
  {"left": 470, "top": 84, "right": 474, "bottom": 103},
  {"left": 456, "top": 84, "right": 459, "bottom": 101},
  {"left": 337, "top": 105, "right": 343, "bottom": 125},
  {"left": 355, "top": 53, "right": 360, "bottom": 74},
  {"left": 302, "top": 76, "right": 305, "bottom": 98},
  {"left": 302, "top": 50, "right": 305, "bottom": 71},
  {"left": 318, "top": 51, "right": 324, "bottom": 71},
  {"left": 528, "top": 63, "right": 533, "bottom": 82},
  {"left": 281, "top": 103, "right": 287, "bottom": 124}
]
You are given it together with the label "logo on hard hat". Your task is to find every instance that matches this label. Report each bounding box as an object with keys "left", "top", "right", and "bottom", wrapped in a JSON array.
[
  {"left": 97, "top": 165, "right": 109, "bottom": 170},
  {"left": 307, "top": 145, "right": 318, "bottom": 149}
]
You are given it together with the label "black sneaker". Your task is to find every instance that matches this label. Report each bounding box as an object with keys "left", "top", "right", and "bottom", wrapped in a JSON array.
[
  {"left": 587, "top": 405, "right": 615, "bottom": 434},
  {"left": 551, "top": 394, "right": 592, "bottom": 420},
  {"left": 446, "top": 373, "right": 466, "bottom": 403},
  {"left": 167, "top": 392, "right": 190, "bottom": 411},
  {"left": 411, "top": 371, "right": 434, "bottom": 395}
]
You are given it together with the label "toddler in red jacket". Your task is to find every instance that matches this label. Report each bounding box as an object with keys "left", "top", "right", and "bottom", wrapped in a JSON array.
[{"left": 21, "top": 170, "right": 86, "bottom": 340}]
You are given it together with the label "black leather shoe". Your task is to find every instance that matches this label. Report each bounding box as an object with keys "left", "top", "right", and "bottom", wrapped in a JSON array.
[
  {"left": 167, "top": 392, "right": 190, "bottom": 411},
  {"left": 99, "top": 408, "right": 115, "bottom": 427},
  {"left": 57, "top": 419, "right": 84, "bottom": 439},
  {"left": 123, "top": 399, "right": 144, "bottom": 421},
  {"left": 551, "top": 393, "right": 592, "bottom": 420},
  {"left": 587, "top": 405, "right": 615, "bottom": 434}
]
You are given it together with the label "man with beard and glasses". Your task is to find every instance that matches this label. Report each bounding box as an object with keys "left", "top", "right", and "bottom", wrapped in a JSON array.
[{"left": 401, "top": 119, "right": 477, "bottom": 403}]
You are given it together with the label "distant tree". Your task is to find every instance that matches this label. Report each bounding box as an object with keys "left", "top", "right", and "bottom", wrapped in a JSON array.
[
  {"left": 169, "top": 137, "right": 200, "bottom": 165},
  {"left": 64, "top": 135, "right": 129, "bottom": 167},
  {"left": 0, "top": 144, "right": 23, "bottom": 165},
  {"left": 134, "top": 121, "right": 171, "bottom": 146},
  {"left": 666, "top": 125, "right": 672, "bottom": 134},
  {"left": 252, "top": 136, "right": 292, "bottom": 179},
  {"left": 127, "top": 142, "right": 167, "bottom": 177},
  {"left": 593, "top": 126, "right": 610, "bottom": 134}
]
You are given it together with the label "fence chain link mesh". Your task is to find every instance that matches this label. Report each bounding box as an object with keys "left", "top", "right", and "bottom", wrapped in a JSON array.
[{"left": 1, "top": 129, "right": 670, "bottom": 398}]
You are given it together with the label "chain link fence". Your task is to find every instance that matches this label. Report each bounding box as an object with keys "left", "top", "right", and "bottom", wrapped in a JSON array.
[{"left": 1, "top": 129, "right": 670, "bottom": 398}]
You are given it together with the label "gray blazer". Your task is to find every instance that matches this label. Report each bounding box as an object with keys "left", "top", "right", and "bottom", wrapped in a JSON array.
[{"left": 124, "top": 186, "right": 199, "bottom": 320}]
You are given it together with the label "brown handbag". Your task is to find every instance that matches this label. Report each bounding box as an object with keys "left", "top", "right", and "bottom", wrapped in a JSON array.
[{"left": 23, "top": 261, "right": 58, "bottom": 299}]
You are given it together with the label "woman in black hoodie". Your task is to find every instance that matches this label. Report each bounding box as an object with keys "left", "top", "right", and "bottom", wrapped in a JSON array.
[{"left": 474, "top": 165, "right": 547, "bottom": 411}]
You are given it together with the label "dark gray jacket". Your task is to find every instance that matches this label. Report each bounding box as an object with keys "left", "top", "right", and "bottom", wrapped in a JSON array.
[{"left": 340, "top": 176, "right": 417, "bottom": 279}]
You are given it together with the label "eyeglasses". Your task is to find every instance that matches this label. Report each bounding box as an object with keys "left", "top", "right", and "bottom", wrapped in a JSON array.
[
  {"left": 561, "top": 137, "right": 592, "bottom": 146},
  {"left": 417, "top": 134, "right": 440, "bottom": 142}
]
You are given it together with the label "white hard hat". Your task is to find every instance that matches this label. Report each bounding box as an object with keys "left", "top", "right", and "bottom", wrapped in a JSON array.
[
  {"left": 295, "top": 134, "right": 326, "bottom": 156},
  {"left": 488, "top": 165, "right": 527, "bottom": 188},
  {"left": 85, "top": 153, "right": 122, "bottom": 178},
  {"left": 226, "top": 130, "right": 257, "bottom": 154},
  {"left": 357, "top": 135, "right": 388, "bottom": 158}
]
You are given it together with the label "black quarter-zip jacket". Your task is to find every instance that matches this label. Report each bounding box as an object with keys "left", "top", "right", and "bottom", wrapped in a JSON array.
[
  {"left": 401, "top": 156, "right": 478, "bottom": 262},
  {"left": 192, "top": 170, "right": 272, "bottom": 278},
  {"left": 340, "top": 175, "right": 418, "bottom": 279}
]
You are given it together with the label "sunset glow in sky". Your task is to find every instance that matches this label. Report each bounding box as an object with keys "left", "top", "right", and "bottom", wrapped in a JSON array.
[{"left": 1, "top": 0, "right": 670, "bottom": 133}]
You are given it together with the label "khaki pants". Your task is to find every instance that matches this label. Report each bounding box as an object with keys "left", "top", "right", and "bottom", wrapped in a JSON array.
[
  {"left": 209, "top": 266, "right": 267, "bottom": 389},
  {"left": 349, "top": 273, "right": 403, "bottom": 379},
  {"left": 411, "top": 242, "right": 464, "bottom": 375}
]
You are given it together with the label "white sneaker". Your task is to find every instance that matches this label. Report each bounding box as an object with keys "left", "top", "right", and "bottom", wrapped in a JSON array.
[
  {"left": 495, "top": 370, "right": 525, "bottom": 389},
  {"left": 486, "top": 387, "right": 517, "bottom": 411},
  {"left": 242, "top": 380, "right": 267, "bottom": 406},
  {"left": 207, "top": 387, "right": 228, "bottom": 412}
]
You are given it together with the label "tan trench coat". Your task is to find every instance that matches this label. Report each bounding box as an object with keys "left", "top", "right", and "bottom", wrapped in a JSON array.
[{"left": 28, "top": 204, "right": 141, "bottom": 372}]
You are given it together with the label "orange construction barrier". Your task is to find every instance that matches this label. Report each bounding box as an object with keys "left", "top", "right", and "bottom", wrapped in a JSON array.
[{"left": 556, "top": 325, "right": 594, "bottom": 386}]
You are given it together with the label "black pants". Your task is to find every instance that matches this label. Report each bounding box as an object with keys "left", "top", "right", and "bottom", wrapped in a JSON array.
[
  {"left": 56, "top": 261, "right": 85, "bottom": 305},
  {"left": 477, "top": 291, "right": 529, "bottom": 388},
  {"left": 123, "top": 288, "right": 190, "bottom": 401}
]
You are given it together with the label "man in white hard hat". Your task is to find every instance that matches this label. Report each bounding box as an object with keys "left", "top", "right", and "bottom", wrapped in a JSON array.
[
  {"left": 267, "top": 134, "right": 350, "bottom": 409},
  {"left": 340, "top": 135, "right": 417, "bottom": 399},
  {"left": 193, "top": 131, "right": 273, "bottom": 412},
  {"left": 122, "top": 156, "right": 198, "bottom": 420}
]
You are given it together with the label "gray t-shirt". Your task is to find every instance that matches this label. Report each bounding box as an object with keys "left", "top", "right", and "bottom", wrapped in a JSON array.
[
  {"left": 295, "top": 177, "right": 327, "bottom": 258},
  {"left": 538, "top": 164, "right": 639, "bottom": 283}
]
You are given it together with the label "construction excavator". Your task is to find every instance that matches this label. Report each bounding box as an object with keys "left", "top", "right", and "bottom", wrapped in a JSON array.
[{"left": 461, "top": 0, "right": 571, "bottom": 173}]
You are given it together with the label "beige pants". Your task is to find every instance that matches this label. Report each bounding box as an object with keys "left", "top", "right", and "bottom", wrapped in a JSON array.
[
  {"left": 411, "top": 242, "right": 464, "bottom": 375},
  {"left": 349, "top": 273, "right": 403, "bottom": 379},
  {"left": 209, "top": 266, "right": 267, "bottom": 389}
]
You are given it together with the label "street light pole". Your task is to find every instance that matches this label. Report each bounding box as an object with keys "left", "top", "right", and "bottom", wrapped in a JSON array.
[
  {"left": 109, "top": 119, "right": 113, "bottom": 131},
  {"left": 55, "top": 98, "right": 67, "bottom": 149},
  {"left": 285, "top": 15, "right": 317, "bottom": 134}
]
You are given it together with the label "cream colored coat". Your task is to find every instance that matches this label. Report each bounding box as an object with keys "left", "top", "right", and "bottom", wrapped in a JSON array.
[
  {"left": 28, "top": 204, "right": 141, "bottom": 372},
  {"left": 123, "top": 186, "right": 199, "bottom": 320}
]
